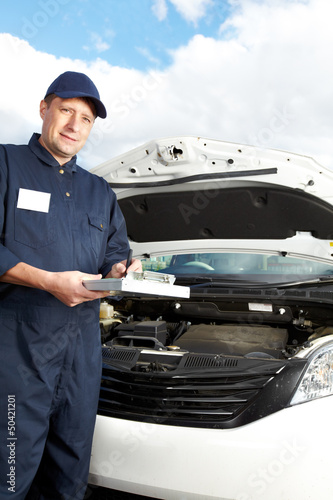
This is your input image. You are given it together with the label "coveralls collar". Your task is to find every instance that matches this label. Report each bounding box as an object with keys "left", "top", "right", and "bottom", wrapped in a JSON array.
[{"left": 28, "top": 133, "right": 78, "bottom": 172}]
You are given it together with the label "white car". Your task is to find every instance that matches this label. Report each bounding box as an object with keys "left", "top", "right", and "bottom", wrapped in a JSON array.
[{"left": 88, "top": 137, "right": 333, "bottom": 500}]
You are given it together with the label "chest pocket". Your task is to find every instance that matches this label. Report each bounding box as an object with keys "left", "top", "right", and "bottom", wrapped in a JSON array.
[
  {"left": 88, "top": 215, "right": 107, "bottom": 258},
  {"left": 14, "top": 205, "right": 56, "bottom": 249}
]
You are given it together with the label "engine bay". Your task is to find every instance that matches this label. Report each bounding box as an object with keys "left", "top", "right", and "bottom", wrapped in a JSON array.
[
  {"left": 99, "top": 295, "right": 333, "bottom": 361},
  {"left": 97, "top": 293, "right": 333, "bottom": 426}
]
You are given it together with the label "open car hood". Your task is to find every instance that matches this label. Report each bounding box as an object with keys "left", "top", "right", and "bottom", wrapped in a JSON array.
[{"left": 91, "top": 137, "right": 333, "bottom": 262}]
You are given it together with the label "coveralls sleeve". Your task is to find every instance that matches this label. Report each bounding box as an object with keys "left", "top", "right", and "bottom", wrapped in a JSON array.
[
  {"left": 98, "top": 185, "right": 130, "bottom": 277},
  {"left": 0, "top": 147, "right": 21, "bottom": 276}
]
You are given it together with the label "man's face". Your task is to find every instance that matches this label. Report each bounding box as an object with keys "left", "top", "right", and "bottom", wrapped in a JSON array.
[{"left": 39, "top": 96, "right": 95, "bottom": 165}]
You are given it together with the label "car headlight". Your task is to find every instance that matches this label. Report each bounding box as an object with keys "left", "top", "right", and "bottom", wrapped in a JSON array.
[{"left": 290, "top": 344, "right": 333, "bottom": 405}]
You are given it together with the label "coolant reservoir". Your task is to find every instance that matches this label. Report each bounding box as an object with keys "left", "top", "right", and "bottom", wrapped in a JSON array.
[{"left": 100, "top": 301, "right": 114, "bottom": 319}]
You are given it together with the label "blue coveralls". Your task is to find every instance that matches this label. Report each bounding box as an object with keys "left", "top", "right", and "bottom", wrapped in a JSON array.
[{"left": 0, "top": 134, "right": 130, "bottom": 499}]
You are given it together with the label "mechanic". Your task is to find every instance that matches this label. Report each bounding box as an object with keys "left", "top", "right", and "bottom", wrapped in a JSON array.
[{"left": 0, "top": 71, "right": 141, "bottom": 499}]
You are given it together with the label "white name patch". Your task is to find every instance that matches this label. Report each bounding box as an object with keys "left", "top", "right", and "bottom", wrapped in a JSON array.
[{"left": 17, "top": 188, "right": 51, "bottom": 213}]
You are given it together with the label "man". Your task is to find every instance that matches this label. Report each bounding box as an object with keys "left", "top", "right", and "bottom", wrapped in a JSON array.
[{"left": 0, "top": 71, "right": 141, "bottom": 499}]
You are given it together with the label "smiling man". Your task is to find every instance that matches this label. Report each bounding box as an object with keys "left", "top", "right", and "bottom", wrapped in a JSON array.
[
  {"left": 39, "top": 96, "right": 95, "bottom": 164},
  {"left": 0, "top": 72, "right": 141, "bottom": 499}
]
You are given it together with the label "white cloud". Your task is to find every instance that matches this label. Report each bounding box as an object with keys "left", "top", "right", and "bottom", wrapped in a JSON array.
[
  {"left": 2, "top": 0, "right": 333, "bottom": 171},
  {"left": 152, "top": 0, "right": 168, "bottom": 21},
  {"left": 83, "top": 32, "right": 110, "bottom": 53},
  {"left": 169, "top": 0, "right": 214, "bottom": 25},
  {"left": 152, "top": 0, "right": 214, "bottom": 25},
  {"left": 135, "top": 46, "right": 161, "bottom": 66}
]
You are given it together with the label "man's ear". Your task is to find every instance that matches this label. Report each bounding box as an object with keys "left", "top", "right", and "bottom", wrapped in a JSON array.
[{"left": 39, "top": 100, "right": 47, "bottom": 120}]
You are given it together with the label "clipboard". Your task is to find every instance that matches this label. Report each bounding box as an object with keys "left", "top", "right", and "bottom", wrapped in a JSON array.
[{"left": 83, "top": 271, "right": 190, "bottom": 299}]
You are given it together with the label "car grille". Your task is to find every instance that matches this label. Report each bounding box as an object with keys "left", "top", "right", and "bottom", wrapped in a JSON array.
[{"left": 98, "top": 347, "right": 306, "bottom": 428}]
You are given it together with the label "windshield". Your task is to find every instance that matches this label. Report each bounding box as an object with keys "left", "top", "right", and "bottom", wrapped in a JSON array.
[{"left": 141, "top": 252, "right": 333, "bottom": 283}]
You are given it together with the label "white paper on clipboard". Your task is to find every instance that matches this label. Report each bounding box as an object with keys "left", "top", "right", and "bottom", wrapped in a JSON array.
[{"left": 83, "top": 271, "right": 190, "bottom": 299}]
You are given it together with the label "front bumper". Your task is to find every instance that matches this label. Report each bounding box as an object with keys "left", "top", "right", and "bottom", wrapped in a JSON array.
[{"left": 89, "top": 395, "right": 333, "bottom": 500}]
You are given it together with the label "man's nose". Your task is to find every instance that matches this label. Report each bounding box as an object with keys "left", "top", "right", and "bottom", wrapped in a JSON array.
[{"left": 67, "top": 114, "right": 80, "bottom": 131}]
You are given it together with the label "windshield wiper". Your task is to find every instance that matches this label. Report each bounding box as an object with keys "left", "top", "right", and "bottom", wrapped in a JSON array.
[
  {"left": 177, "top": 276, "right": 333, "bottom": 289},
  {"left": 273, "top": 276, "right": 333, "bottom": 288},
  {"left": 183, "top": 279, "right": 271, "bottom": 288}
]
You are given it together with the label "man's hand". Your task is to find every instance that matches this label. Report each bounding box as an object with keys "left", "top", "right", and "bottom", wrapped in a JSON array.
[
  {"left": 47, "top": 270, "right": 110, "bottom": 307},
  {"left": 106, "top": 257, "right": 142, "bottom": 279},
  {"left": 0, "top": 263, "right": 109, "bottom": 307},
  {"left": 0, "top": 257, "right": 142, "bottom": 307}
]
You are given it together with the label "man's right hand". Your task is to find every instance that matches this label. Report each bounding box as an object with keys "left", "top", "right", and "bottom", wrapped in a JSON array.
[
  {"left": 0, "top": 263, "right": 110, "bottom": 307},
  {"left": 46, "top": 270, "right": 110, "bottom": 307}
]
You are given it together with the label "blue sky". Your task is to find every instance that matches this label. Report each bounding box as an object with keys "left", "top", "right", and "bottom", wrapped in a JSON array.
[
  {"left": 1, "top": 0, "right": 333, "bottom": 171},
  {"left": 1, "top": 0, "right": 230, "bottom": 70}
]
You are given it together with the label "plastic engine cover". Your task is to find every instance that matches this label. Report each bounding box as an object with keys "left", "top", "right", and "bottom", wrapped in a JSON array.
[{"left": 175, "top": 324, "right": 288, "bottom": 358}]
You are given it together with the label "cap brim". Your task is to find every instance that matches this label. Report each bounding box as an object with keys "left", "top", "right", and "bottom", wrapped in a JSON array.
[{"left": 51, "top": 90, "right": 107, "bottom": 119}]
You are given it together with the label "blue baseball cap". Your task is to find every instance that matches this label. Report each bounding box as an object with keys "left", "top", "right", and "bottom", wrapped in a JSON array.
[{"left": 44, "top": 71, "right": 107, "bottom": 119}]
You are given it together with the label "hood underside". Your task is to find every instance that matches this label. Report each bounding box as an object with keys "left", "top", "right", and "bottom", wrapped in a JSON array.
[
  {"left": 91, "top": 136, "right": 333, "bottom": 243},
  {"left": 118, "top": 185, "right": 333, "bottom": 242}
]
